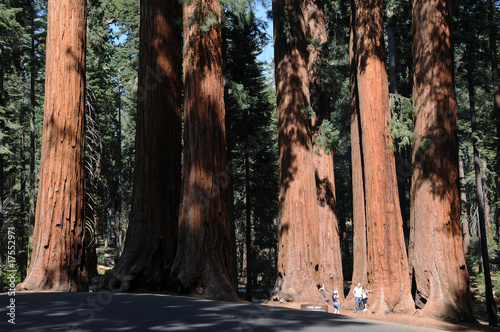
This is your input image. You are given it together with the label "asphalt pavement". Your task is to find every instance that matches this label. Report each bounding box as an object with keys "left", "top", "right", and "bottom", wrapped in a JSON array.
[{"left": 0, "top": 292, "right": 442, "bottom": 331}]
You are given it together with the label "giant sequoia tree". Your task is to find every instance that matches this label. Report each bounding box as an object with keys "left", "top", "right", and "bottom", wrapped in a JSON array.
[
  {"left": 349, "top": 0, "right": 413, "bottom": 313},
  {"left": 170, "top": 0, "right": 238, "bottom": 301},
  {"left": 17, "top": 0, "right": 88, "bottom": 291},
  {"left": 271, "top": 0, "right": 323, "bottom": 303},
  {"left": 343, "top": 0, "right": 368, "bottom": 309},
  {"left": 101, "top": 0, "right": 182, "bottom": 291},
  {"left": 304, "top": 0, "right": 344, "bottom": 299},
  {"left": 409, "top": 0, "right": 473, "bottom": 320}
]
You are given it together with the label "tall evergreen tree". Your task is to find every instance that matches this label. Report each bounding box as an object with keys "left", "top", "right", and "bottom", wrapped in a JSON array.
[
  {"left": 304, "top": 0, "right": 344, "bottom": 301},
  {"left": 409, "top": 0, "right": 473, "bottom": 320},
  {"left": 350, "top": 0, "right": 413, "bottom": 313},
  {"left": 224, "top": 7, "right": 278, "bottom": 300},
  {"left": 17, "top": 0, "right": 88, "bottom": 292},
  {"left": 170, "top": 0, "right": 238, "bottom": 301},
  {"left": 271, "top": 0, "right": 323, "bottom": 303},
  {"left": 344, "top": 0, "right": 368, "bottom": 309},
  {"left": 100, "top": 0, "right": 182, "bottom": 292}
]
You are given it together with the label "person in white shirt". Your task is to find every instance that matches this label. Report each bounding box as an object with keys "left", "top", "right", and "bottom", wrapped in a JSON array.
[{"left": 353, "top": 283, "right": 365, "bottom": 313}]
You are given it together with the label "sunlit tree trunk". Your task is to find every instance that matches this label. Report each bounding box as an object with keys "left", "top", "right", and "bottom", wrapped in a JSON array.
[
  {"left": 342, "top": 0, "right": 368, "bottom": 310},
  {"left": 352, "top": 0, "right": 413, "bottom": 313},
  {"left": 101, "top": 0, "right": 182, "bottom": 292},
  {"left": 170, "top": 0, "right": 238, "bottom": 301},
  {"left": 304, "top": 0, "right": 343, "bottom": 301},
  {"left": 271, "top": 0, "right": 322, "bottom": 303},
  {"left": 17, "top": 0, "right": 88, "bottom": 291},
  {"left": 409, "top": 0, "right": 473, "bottom": 320}
]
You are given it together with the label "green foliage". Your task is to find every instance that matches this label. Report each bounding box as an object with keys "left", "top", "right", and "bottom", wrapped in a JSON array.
[
  {"left": 224, "top": 5, "right": 278, "bottom": 294},
  {"left": 323, "top": 0, "right": 352, "bottom": 247},
  {"left": 388, "top": 94, "right": 414, "bottom": 152},
  {"left": 314, "top": 119, "right": 339, "bottom": 155},
  {"left": 301, "top": 105, "right": 316, "bottom": 120},
  {"left": 1, "top": 262, "right": 22, "bottom": 291}
]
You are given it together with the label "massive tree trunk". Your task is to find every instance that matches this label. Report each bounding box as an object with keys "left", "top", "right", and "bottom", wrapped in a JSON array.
[
  {"left": 304, "top": 0, "right": 344, "bottom": 301},
  {"left": 351, "top": 0, "right": 414, "bottom": 313},
  {"left": 17, "top": 0, "right": 88, "bottom": 292},
  {"left": 101, "top": 0, "right": 182, "bottom": 292},
  {"left": 343, "top": 1, "right": 368, "bottom": 308},
  {"left": 271, "top": 0, "right": 323, "bottom": 303},
  {"left": 409, "top": 0, "right": 473, "bottom": 320},
  {"left": 170, "top": 0, "right": 238, "bottom": 301}
]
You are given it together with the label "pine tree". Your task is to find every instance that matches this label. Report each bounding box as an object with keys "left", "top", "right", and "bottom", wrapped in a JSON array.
[{"left": 224, "top": 7, "right": 278, "bottom": 299}]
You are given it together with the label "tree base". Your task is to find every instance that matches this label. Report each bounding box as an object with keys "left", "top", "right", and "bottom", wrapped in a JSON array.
[{"left": 99, "top": 240, "right": 174, "bottom": 293}]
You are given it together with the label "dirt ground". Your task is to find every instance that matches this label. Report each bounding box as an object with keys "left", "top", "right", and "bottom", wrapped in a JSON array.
[{"left": 263, "top": 301, "right": 500, "bottom": 332}]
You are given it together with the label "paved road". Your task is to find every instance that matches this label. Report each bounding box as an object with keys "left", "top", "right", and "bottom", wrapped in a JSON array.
[{"left": 0, "top": 292, "right": 441, "bottom": 331}]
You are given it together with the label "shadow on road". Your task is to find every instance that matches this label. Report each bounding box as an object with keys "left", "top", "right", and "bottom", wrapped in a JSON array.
[{"left": 0, "top": 292, "right": 439, "bottom": 331}]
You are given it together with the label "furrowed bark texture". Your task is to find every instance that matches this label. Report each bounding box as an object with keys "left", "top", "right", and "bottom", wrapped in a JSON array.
[
  {"left": 170, "top": 0, "right": 238, "bottom": 301},
  {"left": 353, "top": 0, "right": 414, "bottom": 313},
  {"left": 101, "top": 0, "right": 182, "bottom": 292},
  {"left": 343, "top": 0, "right": 368, "bottom": 308},
  {"left": 272, "top": 0, "right": 323, "bottom": 303},
  {"left": 18, "top": 0, "right": 88, "bottom": 292},
  {"left": 410, "top": 0, "right": 473, "bottom": 321},
  {"left": 304, "top": 0, "right": 343, "bottom": 300}
]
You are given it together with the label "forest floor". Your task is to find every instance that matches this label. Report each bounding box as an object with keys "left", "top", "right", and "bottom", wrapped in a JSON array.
[{"left": 263, "top": 301, "right": 500, "bottom": 332}]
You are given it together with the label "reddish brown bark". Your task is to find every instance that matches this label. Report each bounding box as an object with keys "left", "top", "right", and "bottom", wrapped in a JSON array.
[
  {"left": 409, "top": 0, "right": 473, "bottom": 321},
  {"left": 271, "top": 0, "right": 322, "bottom": 303},
  {"left": 17, "top": 0, "right": 88, "bottom": 292},
  {"left": 351, "top": 0, "right": 413, "bottom": 313},
  {"left": 101, "top": 0, "right": 182, "bottom": 292},
  {"left": 342, "top": 0, "right": 368, "bottom": 309},
  {"left": 304, "top": 0, "right": 343, "bottom": 301},
  {"left": 170, "top": 0, "right": 238, "bottom": 301}
]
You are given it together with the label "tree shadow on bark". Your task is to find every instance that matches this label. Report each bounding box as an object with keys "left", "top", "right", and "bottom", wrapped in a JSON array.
[
  {"left": 412, "top": 0, "right": 462, "bottom": 238},
  {"left": 169, "top": 1, "right": 239, "bottom": 302},
  {"left": 99, "top": 0, "right": 182, "bottom": 294}
]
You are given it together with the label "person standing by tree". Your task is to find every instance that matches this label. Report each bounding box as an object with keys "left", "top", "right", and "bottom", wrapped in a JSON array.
[
  {"left": 332, "top": 290, "right": 340, "bottom": 314},
  {"left": 353, "top": 283, "right": 364, "bottom": 313}
]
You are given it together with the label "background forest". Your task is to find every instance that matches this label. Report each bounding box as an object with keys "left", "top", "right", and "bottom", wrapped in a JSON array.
[{"left": 0, "top": 0, "right": 499, "bottom": 324}]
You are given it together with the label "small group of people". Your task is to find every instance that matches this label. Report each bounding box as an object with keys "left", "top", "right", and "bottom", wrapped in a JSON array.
[
  {"left": 329, "top": 282, "right": 370, "bottom": 314},
  {"left": 353, "top": 282, "right": 369, "bottom": 313}
]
